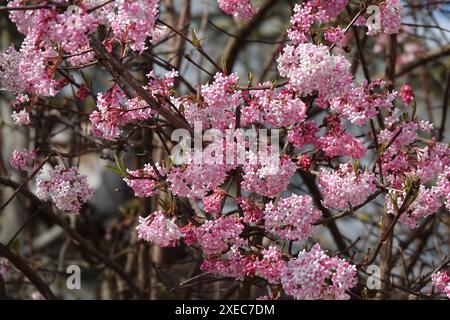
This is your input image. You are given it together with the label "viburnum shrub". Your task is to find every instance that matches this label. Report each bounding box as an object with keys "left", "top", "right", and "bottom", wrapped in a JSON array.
[{"left": 0, "top": 0, "right": 449, "bottom": 300}]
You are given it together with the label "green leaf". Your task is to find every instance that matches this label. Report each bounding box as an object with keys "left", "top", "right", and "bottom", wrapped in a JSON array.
[
  {"left": 412, "top": 100, "right": 417, "bottom": 120},
  {"left": 191, "top": 29, "right": 201, "bottom": 48},
  {"left": 114, "top": 152, "right": 126, "bottom": 174},
  {"left": 247, "top": 71, "right": 254, "bottom": 84},
  {"left": 105, "top": 164, "right": 124, "bottom": 175}
]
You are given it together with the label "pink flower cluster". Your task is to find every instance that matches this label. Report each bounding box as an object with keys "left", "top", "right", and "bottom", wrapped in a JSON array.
[
  {"left": 167, "top": 163, "right": 231, "bottom": 199},
  {"left": 124, "top": 163, "right": 164, "bottom": 198},
  {"left": 145, "top": 70, "right": 178, "bottom": 98},
  {"left": 0, "top": 38, "right": 59, "bottom": 96},
  {"left": 277, "top": 43, "right": 353, "bottom": 102},
  {"left": 90, "top": 86, "right": 155, "bottom": 140},
  {"left": 254, "top": 246, "right": 286, "bottom": 284},
  {"left": 9, "top": 149, "right": 39, "bottom": 171},
  {"left": 136, "top": 211, "right": 182, "bottom": 247},
  {"left": 379, "top": 121, "right": 432, "bottom": 150},
  {"left": 107, "top": 0, "right": 162, "bottom": 51},
  {"left": 264, "top": 194, "right": 321, "bottom": 241},
  {"left": 11, "top": 110, "right": 30, "bottom": 126},
  {"left": 387, "top": 186, "right": 442, "bottom": 228},
  {"left": 241, "top": 155, "right": 297, "bottom": 198},
  {"left": 318, "top": 115, "right": 367, "bottom": 159},
  {"left": 249, "top": 86, "right": 307, "bottom": 127},
  {"left": 218, "top": 0, "right": 255, "bottom": 19},
  {"left": 281, "top": 244, "right": 357, "bottom": 300},
  {"left": 318, "top": 164, "right": 377, "bottom": 210},
  {"left": 367, "top": 0, "right": 403, "bottom": 35},
  {"left": 324, "top": 27, "right": 345, "bottom": 46},
  {"left": 313, "top": 0, "right": 348, "bottom": 18},
  {"left": 2, "top": 0, "right": 165, "bottom": 97},
  {"left": 288, "top": 121, "right": 320, "bottom": 149},
  {"left": 183, "top": 72, "right": 242, "bottom": 130},
  {"left": 399, "top": 84, "right": 415, "bottom": 106},
  {"left": 200, "top": 246, "right": 255, "bottom": 279},
  {"left": 202, "top": 189, "right": 227, "bottom": 214},
  {"left": 432, "top": 271, "right": 450, "bottom": 299},
  {"left": 194, "top": 216, "right": 244, "bottom": 256},
  {"left": 236, "top": 197, "right": 263, "bottom": 223},
  {"left": 287, "top": 3, "right": 329, "bottom": 45},
  {"left": 36, "top": 166, "right": 94, "bottom": 214},
  {"left": 330, "top": 81, "right": 395, "bottom": 126}
]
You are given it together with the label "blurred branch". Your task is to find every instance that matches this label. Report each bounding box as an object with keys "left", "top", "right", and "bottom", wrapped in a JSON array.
[
  {"left": 0, "top": 242, "right": 57, "bottom": 300},
  {"left": 396, "top": 44, "right": 450, "bottom": 76}
]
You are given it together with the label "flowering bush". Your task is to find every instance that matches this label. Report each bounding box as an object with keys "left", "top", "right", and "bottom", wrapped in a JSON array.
[{"left": 0, "top": 0, "right": 449, "bottom": 301}]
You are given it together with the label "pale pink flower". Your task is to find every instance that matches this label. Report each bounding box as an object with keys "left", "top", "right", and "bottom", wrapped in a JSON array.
[
  {"left": 318, "top": 164, "right": 377, "bottom": 211},
  {"left": 36, "top": 166, "right": 94, "bottom": 214},
  {"left": 264, "top": 194, "right": 321, "bottom": 241},
  {"left": 281, "top": 244, "right": 357, "bottom": 300},
  {"left": 10, "top": 149, "right": 39, "bottom": 171},
  {"left": 218, "top": 0, "right": 255, "bottom": 19},
  {"left": 195, "top": 216, "right": 244, "bottom": 256},
  {"left": 136, "top": 211, "right": 182, "bottom": 247},
  {"left": 432, "top": 271, "right": 450, "bottom": 299}
]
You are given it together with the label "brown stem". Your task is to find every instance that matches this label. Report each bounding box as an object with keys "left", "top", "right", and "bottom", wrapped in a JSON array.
[{"left": 0, "top": 243, "right": 57, "bottom": 300}]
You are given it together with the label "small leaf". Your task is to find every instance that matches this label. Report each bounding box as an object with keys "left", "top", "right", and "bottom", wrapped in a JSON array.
[
  {"left": 105, "top": 164, "right": 124, "bottom": 176},
  {"left": 191, "top": 29, "right": 201, "bottom": 47},
  {"left": 412, "top": 100, "right": 417, "bottom": 120}
]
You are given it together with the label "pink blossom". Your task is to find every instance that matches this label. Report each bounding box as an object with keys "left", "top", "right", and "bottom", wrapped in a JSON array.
[
  {"left": 0, "top": 38, "right": 59, "bottom": 96},
  {"left": 136, "top": 211, "right": 182, "bottom": 247},
  {"left": 381, "top": 0, "right": 404, "bottom": 34},
  {"left": 318, "top": 132, "right": 366, "bottom": 159},
  {"left": 236, "top": 197, "right": 263, "bottom": 223},
  {"left": 318, "top": 115, "right": 367, "bottom": 159},
  {"left": 203, "top": 189, "right": 227, "bottom": 214},
  {"left": 318, "top": 164, "right": 377, "bottom": 210},
  {"left": 264, "top": 194, "right": 321, "bottom": 241},
  {"left": 145, "top": 70, "right": 178, "bottom": 98},
  {"left": 399, "top": 84, "right": 415, "bottom": 106},
  {"left": 432, "top": 271, "right": 450, "bottom": 299},
  {"left": 329, "top": 85, "right": 376, "bottom": 126},
  {"left": 11, "top": 110, "right": 30, "bottom": 126},
  {"left": 108, "top": 0, "right": 161, "bottom": 51},
  {"left": 278, "top": 43, "right": 353, "bottom": 102},
  {"left": 180, "top": 223, "right": 197, "bottom": 246},
  {"left": 250, "top": 86, "right": 307, "bottom": 127},
  {"left": 183, "top": 72, "right": 242, "bottom": 130},
  {"left": 379, "top": 122, "right": 420, "bottom": 149},
  {"left": 387, "top": 186, "right": 442, "bottom": 228},
  {"left": 297, "top": 155, "right": 312, "bottom": 170},
  {"left": 367, "top": 0, "right": 403, "bottom": 35},
  {"left": 218, "top": 0, "right": 255, "bottom": 19},
  {"left": 313, "top": 0, "right": 348, "bottom": 18},
  {"left": 416, "top": 144, "right": 450, "bottom": 183},
  {"left": 287, "top": 3, "right": 328, "bottom": 45},
  {"left": 324, "top": 27, "right": 345, "bottom": 46},
  {"left": 124, "top": 163, "right": 164, "bottom": 198},
  {"left": 167, "top": 164, "right": 230, "bottom": 199},
  {"left": 194, "top": 216, "right": 244, "bottom": 256},
  {"left": 288, "top": 121, "right": 320, "bottom": 149},
  {"left": 90, "top": 86, "right": 155, "bottom": 140},
  {"left": 281, "top": 244, "right": 357, "bottom": 300},
  {"left": 201, "top": 246, "right": 256, "bottom": 279},
  {"left": 36, "top": 166, "right": 94, "bottom": 214},
  {"left": 9, "top": 149, "right": 39, "bottom": 171},
  {"left": 241, "top": 155, "right": 297, "bottom": 198},
  {"left": 254, "top": 246, "right": 286, "bottom": 284},
  {"left": 90, "top": 87, "right": 130, "bottom": 140}
]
